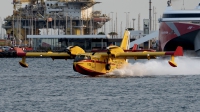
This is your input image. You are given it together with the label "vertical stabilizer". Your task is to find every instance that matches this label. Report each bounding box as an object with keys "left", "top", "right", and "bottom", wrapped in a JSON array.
[
  {"left": 120, "top": 30, "right": 130, "bottom": 50},
  {"left": 132, "top": 44, "right": 138, "bottom": 51}
]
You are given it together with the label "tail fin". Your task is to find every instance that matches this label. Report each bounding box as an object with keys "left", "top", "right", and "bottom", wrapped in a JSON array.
[
  {"left": 174, "top": 46, "right": 183, "bottom": 56},
  {"left": 120, "top": 30, "right": 130, "bottom": 50},
  {"left": 132, "top": 44, "right": 138, "bottom": 51},
  {"left": 14, "top": 47, "right": 26, "bottom": 57}
]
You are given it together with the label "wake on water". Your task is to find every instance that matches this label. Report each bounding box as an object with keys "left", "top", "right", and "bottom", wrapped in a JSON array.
[{"left": 111, "top": 56, "right": 200, "bottom": 76}]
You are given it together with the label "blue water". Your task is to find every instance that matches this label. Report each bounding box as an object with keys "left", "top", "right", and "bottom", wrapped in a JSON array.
[{"left": 0, "top": 58, "right": 200, "bottom": 111}]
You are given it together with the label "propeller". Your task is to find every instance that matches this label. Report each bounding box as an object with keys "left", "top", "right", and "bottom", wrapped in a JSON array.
[{"left": 105, "top": 46, "right": 112, "bottom": 70}]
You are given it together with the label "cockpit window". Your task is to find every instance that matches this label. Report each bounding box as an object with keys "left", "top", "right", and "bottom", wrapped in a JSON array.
[{"left": 74, "top": 55, "right": 91, "bottom": 62}]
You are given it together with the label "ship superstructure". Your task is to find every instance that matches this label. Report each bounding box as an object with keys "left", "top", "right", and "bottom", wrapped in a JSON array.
[{"left": 3, "top": 0, "right": 110, "bottom": 46}]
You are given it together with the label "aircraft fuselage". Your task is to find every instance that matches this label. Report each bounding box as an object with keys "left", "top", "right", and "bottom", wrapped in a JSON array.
[{"left": 73, "top": 53, "right": 127, "bottom": 76}]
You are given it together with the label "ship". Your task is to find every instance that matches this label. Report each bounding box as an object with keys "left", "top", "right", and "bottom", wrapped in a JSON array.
[{"left": 158, "top": 0, "right": 200, "bottom": 56}]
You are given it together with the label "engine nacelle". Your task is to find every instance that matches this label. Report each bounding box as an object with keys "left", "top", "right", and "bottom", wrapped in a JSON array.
[
  {"left": 51, "top": 46, "right": 85, "bottom": 60},
  {"left": 67, "top": 46, "right": 85, "bottom": 56},
  {"left": 107, "top": 46, "right": 124, "bottom": 57}
]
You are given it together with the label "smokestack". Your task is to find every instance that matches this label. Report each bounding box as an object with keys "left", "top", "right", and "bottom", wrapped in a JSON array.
[{"left": 149, "top": 0, "right": 152, "bottom": 31}]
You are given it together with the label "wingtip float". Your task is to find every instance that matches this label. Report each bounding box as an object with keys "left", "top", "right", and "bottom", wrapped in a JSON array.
[
  {"left": 15, "top": 30, "right": 183, "bottom": 76},
  {"left": 19, "top": 57, "right": 28, "bottom": 68},
  {"left": 14, "top": 47, "right": 28, "bottom": 68},
  {"left": 167, "top": 46, "right": 183, "bottom": 67}
]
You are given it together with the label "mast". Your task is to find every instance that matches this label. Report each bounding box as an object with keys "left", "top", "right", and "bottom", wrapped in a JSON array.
[
  {"left": 149, "top": 0, "right": 152, "bottom": 31},
  {"left": 155, "top": 7, "right": 157, "bottom": 30},
  {"left": 116, "top": 12, "right": 117, "bottom": 38},
  {"left": 120, "top": 21, "right": 122, "bottom": 38},
  {"left": 138, "top": 13, "right": 140, "bottom": 30},
  {"left": 153, "top": 6, "right": 155, "bottom": 31}
]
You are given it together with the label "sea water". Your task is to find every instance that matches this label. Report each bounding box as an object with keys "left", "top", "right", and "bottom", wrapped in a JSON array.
[{"left": 0, "top": 57, "right": 200, "bottom": 111}]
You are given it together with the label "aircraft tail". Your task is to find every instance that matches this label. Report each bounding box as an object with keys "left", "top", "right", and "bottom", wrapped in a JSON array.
[
  {"left": 120, "top": 30, "right": 130, "bottom": 50},
  {"left": 132, "top": 44, "right": 138, "bottom": 51}
]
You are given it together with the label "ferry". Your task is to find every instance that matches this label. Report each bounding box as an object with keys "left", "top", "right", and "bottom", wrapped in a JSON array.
[{"left": 159, "top": 0, "right": 200, "bottom": 56}]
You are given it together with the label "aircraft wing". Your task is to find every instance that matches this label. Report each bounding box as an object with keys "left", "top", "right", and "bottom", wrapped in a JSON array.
[
  {"left": 115, "top": 52, "right": 167, "bottom": 59},
  {"left": 15, "top": 46, "right": 85, "bottom": 67},
  {"left": 17, "top": 51, "right": 71, "bottom": 59},
  {"left": 93, "top": 52, "right": 155, "bottom": 59},
  {"left": 99, "top": 46, "right": 182, "bottom": 58},
  {"left": 98, "top": 46, "right": 183, "bottom": 67},
  {"left": 115, "top": 46, "right": 183, "bottom": 59}
]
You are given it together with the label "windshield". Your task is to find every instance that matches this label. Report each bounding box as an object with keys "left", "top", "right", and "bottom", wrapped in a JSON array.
[{"left": 74, "top": 55, "right": 91, "bottom": 62}]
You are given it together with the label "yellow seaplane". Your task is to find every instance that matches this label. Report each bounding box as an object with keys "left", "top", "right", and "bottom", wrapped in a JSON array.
[{"left": 15, "top": 30, "right": 183, "bottom": 76}]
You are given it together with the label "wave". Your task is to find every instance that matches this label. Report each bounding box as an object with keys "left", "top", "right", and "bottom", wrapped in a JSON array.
[{"left": 111, "top": 56, "right": 200, "bottom": 76}]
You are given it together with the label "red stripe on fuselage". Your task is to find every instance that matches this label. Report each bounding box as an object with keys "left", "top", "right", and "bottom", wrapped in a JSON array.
[
  {"left": 79, "top": 60, "right": 106, "bottom": 64},
  {"left": 79, "top": 60, "right": 115, "bottom": 66}
]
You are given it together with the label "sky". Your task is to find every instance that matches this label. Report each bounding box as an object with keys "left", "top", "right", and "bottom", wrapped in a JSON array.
[{"left": 0, "top": 0, "right": 200, "bottom": 35}]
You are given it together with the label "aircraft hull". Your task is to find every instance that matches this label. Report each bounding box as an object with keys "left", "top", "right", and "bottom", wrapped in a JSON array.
[
  {"left": 73, "top": 59, "right": 126, "bottom": 76},
  {"left": 74, "top": 60, "right": 107, "bottom": 76},
  {"left": 75, "top": 64, "right": 105, "bottom": 76}
]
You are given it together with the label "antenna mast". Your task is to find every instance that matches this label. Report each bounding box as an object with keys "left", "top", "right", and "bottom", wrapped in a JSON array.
[
  {"left": 116, "top": 13, "right": 117, "bottom": 38},
  {"left": 155, "top": 7, "right": 157, "bottom": 30},
  {"left": 149, "top": 0, "right": 152, "bottom": 31},
  {"left": 182, "top": 0, "right": 185, "bottom": 10},
  {"left": 138, "top": 13, "right": 140, "bottom": 30},
  {"left": 120, "top": 21, "right": 122, "bottom": 38},
  {"left": 153, "top": 6, "right": 155, "bottom": 31},
  {"left": 168, "top": 0, "right": 172, "bottom": 6}
]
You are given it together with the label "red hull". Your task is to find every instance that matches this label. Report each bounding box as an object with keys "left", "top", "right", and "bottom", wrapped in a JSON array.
[
  {"left": 159, "top": 22, "right": 200, "bottom": 51},
  {"left": 74, "top": 64, "right": 105, "bottom": 77}
]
